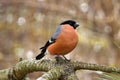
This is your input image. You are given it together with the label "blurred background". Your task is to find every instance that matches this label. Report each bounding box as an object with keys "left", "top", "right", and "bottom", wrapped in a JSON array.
[{"left": 0, "top": 0, "right": 120, "bottom": 80}]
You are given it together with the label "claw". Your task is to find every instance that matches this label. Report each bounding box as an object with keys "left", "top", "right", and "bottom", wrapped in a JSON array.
[{"left": 62, "top": 55, "right": 70, "bottom": 62}]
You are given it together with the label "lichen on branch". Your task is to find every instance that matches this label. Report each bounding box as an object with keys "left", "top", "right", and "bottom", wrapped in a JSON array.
[{"left": 0, "top": 58, "right": 120, "bottom": 80}]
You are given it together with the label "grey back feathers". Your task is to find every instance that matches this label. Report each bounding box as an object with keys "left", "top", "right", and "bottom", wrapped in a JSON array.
[{"left": 49, "top": 25, "right": 62, "bottom": 43}]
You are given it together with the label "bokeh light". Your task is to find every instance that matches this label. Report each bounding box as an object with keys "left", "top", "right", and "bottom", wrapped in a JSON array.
[{"left": 0, "top": 0, "right": 120, "bottom": 80}]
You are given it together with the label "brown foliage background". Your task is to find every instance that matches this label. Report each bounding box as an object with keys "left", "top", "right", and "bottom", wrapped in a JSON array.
[{"left": 0, "top": 0, "right": 120, "bottom": 80}]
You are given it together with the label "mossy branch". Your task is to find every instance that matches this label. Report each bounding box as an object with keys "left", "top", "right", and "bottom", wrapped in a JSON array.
[
  {"left": 38, "top": 67, "right": 63, "bottom": 80},
  {"left": 73, "top": 62, "right": 120, "bottom": 73},
  {"left": 0, "top": 58, "right": 120, "bottom": 80}
]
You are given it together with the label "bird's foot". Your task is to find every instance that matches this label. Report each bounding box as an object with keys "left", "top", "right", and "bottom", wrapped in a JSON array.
[
  {"left": 62, "top": 55, "right": 71, "bottom": 62},
  {"left": 55, "top": 55, "right": 70, "bottom": 63},
  {"left": 55, "top": 55, "right": 63, "bottom": 62}
]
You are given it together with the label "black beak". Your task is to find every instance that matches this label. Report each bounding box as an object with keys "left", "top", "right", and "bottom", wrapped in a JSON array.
[{"left": 74, "top": 23, "right": 79, "bottom": 29}]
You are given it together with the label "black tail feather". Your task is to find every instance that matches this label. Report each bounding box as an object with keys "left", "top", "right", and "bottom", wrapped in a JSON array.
[
  {"left": 36, "top": 52, "right": 45, "bottom": 60},
  {"left": 36, "top": 46, "right": 46, "bottom": 60},
  {"left": 36, "top": 40, "right": 54, "bottom": 60}
]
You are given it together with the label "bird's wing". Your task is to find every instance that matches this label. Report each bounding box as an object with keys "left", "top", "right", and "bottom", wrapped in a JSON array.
[
  {"left": 36, "top": 25, "right": 62, "bottom": 60},
  {"left": 40, "top": 25, "right": 62, "bottom": 51},
  {"left": 50, "top": 25, "right": 62, "bottom": 42}
]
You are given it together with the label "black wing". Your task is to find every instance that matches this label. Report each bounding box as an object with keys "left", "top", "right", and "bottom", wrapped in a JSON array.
[
  {"left": 36, "top": 40, "right": 55, "bottom": 60},
  {"left": 36, "top": 25, "right": 62, "bottom": 60}
]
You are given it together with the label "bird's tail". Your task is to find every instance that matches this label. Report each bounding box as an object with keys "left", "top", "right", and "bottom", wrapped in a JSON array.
[
  {"left": 36, "top": 47, "right": 46, "bottom": 60},
  {"left": 36, "top": 52, "right": 45, "bottom": 60}
]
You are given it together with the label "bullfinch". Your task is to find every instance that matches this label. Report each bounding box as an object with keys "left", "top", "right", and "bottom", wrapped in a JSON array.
[{"left": 36, "top": 20, "right": 79, "bottom": 60}]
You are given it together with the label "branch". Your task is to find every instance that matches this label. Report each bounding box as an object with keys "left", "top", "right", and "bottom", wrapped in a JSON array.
[
  {"left": 0, "top": 59, "right": 55, "bottom": 80},
  {"left": 0, "top": 58, "right": 120, "bottom": 80},
  {"left": 67, "top": 72, "right": 78, "bottom": 80},
  {"left": 37, "top": 67, "right": 63, "bottom": 80},
  {"left": 73, "top": 62, "right": 120, "bottom": 73}
]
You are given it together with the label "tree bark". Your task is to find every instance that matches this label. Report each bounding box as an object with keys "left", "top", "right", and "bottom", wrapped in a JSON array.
[{"left": 0, "top": 58, "right": 120, "bottom": 80}]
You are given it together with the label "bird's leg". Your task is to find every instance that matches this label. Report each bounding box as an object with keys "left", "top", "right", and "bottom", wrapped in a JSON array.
[
  {"left": 55, "top": 55, "right": 64, "bottom": 62},
  {"left": 62, "top": 55, "right": 70, "bottom": 61},
  {"left": 55, "top": 55, "right": 61, "bottom": 59},
  {"left": 55, "top": 55, "right": 70, "bottom": 62}
]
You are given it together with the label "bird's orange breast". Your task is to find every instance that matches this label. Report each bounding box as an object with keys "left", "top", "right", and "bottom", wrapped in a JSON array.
[{"left": 48, "top": 24, "right": 78, "bottom": 55}]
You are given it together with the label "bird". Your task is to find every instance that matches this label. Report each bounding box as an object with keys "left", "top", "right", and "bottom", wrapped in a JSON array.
[{"left": 36, "top": 20, "right": 79, "bottom": 60}]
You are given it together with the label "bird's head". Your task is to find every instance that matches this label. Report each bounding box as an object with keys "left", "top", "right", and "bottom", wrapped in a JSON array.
[{"left": 60, "top": 20, "right": 79, "bottom": 29}]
